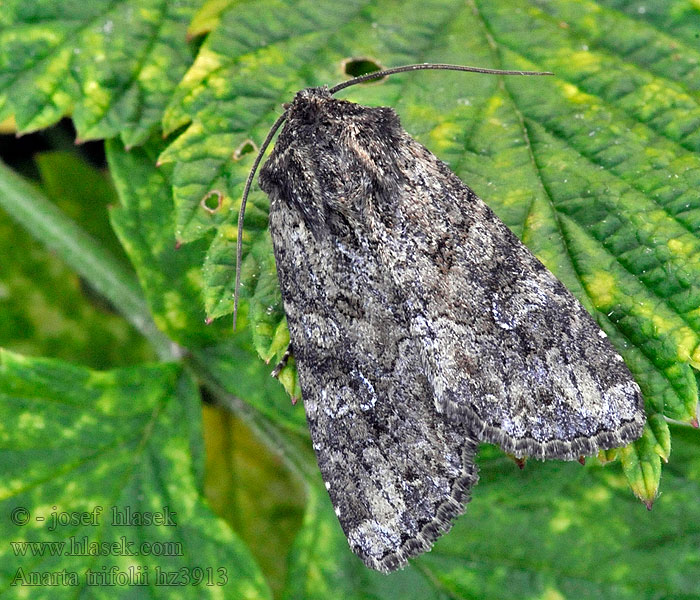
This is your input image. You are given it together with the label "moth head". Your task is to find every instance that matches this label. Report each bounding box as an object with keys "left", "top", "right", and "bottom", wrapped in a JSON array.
[
  {"left": 287, "top": 86, "right": 333, "bottom": 121},
  {"left": 284, "top": 86, "right": 388, "bottom": 137}
]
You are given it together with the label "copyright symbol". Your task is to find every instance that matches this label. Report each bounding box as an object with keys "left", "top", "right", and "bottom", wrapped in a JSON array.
[{"left": 11, "top": 507, "right": 30, "bottom": 526}]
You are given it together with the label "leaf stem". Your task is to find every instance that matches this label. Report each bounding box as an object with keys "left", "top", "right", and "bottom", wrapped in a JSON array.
[
  {"left": 0, "top": 159, "right": 177, "bottom": 361},
  {"left": 187, "top": 349, "right": 318, "bottom": 485}
]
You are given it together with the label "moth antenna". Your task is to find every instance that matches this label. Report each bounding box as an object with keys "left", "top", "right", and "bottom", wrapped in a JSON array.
[
  {"left": 328, "top": 63, "right": 553, "bottom": 94},
  {"left": 234, "top": 112, "right": 288, "bottom": 330}
]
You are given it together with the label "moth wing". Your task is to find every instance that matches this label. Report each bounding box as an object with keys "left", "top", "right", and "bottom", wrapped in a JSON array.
[
  {"left": 369, "top": 135, "right": 645, "bottom": 460},
  {"left": 264, "top": 171, "right": 479, "bottom": 573}
]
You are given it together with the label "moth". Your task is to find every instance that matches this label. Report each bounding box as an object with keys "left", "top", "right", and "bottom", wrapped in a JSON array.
[{"left": 233, "top": 64, "right": 646, "bottom": 573}]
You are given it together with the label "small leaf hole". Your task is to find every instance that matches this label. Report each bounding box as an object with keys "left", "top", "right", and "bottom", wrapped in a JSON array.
[
  {"left": 201, "top": 190, "right": 223, "bottom": 213},
  {"left": 233, "top": 139, "right": 257, "bottom": 161},
  {"left": 342, "top": 57, "right": 384, "bottom": 82}
]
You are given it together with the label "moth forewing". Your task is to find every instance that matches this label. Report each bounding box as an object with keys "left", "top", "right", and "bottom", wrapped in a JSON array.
[{"left": 244, "top": 65, "right": 646, "bottom": 572}]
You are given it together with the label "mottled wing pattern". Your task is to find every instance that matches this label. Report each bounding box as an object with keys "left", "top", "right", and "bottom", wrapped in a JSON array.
[
  {"left": 260, "top": 96, "right": 479, "bottom": 572},
  {"left": 361, "top": 121, "right": 646, "bottom": 460},
  {"left": 257, "top": 87, "right": 645, "bottom": 572}
]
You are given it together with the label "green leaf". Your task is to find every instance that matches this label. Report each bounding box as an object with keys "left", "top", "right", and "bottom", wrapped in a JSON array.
[
  {"left": 276, "top": 354, "right": 302, "bottom": 402},
  {"left": 0, "top": 0, "right": 198, "bottom": 146},
  {"left": 106, "top": 135, "right": 306, "bottom": 429},
  {"left": 202, "top": 190, "right": 270, "bottom": 321},
  {"left": 238, "top": 234, "right": 287, "bottom": 364},
  {"left": 163, "top": 0, "right": 700, "bottom": 480},
  {"left": 188, "top": 0, "right": 232, "bottom": 38},
  {"left": 647, "top": 412, "right": 672, "bottom": 462},
  {"left": 107, "top": 136, "right": 229, "bottom": 348},
  {"left": 619, "top": 423, "right": 664, "bottom": 507},
  {"left": 285, "top": 434, "right": 700, "bottom": 599},
  {"left": 0, "top": 349, "right": 272, "bottom": 599},
  {"left": 617, "top": 413, "right": 671, "bottom": 506}
]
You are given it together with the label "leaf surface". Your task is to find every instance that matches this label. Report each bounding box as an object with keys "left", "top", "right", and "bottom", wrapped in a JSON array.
[
  {"left": 0, "top": 349, "right": 272, "bottom": 599},
  {"left": 284, "top": 432, "right": 700, "bottom": 600},
  {"left": 162, "top": 0, "right": 700, "bottom": 501},
  {"left": 0, "top": 0, "right": 198, "bottom": 146}
]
